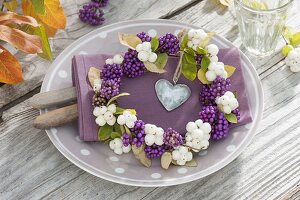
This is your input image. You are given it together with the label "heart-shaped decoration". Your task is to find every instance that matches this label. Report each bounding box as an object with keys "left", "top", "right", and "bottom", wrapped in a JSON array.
[{"left": 155, "top": 79, "right": 191, "bottom": 111}]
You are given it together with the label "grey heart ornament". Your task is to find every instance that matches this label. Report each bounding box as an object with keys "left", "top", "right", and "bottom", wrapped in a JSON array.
[{"left": 155, "top": 79, "right": 191, "bottom": 111}]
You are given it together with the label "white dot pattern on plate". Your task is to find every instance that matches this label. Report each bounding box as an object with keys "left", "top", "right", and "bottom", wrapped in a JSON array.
[
  {"left": 174, "top": 29, "right": 181, "bottom": 36},
  {"left": 226, "top": 145, "right": 236, "bottom": 152},
  {"left": 199, "top": 150, "right": 208, "bottom": 156},
  {"left": 109, "top": 156, "right": 119, "bottom": 162},
  {"left": 98, "top": 32, "right": 107, "bottom": 38},
  {"left": 75, "top": 136, "right": 82, "bottom": 142},
  {"left": 115, "top": 168, "right": 125, "bottom": 174},
  {"left": 177, "top": 167, "right": 188, "bottom": 174},
  {"left": 148, "top": 29, "right": 157, "bottom": 37},
  {"left": 58, "top": 70, "right": 68, "bottom": 78},
  {"left": 50, "top": 128, "right": 57, "bottom": 134},
  {"left": 151, "top": 173, "right": 162, "bottom": 179},
  {"left": 80, "top": 149, "right": 91, "bottom": 156},
  {"left": 245, "top": 124, "right": 251, "bottom": 130},
  {"left": 233, "top": 132, "right": 240, "bottom": 137},
  {"left": 79, "top": 51, "right": 88, "bottom": 55}
]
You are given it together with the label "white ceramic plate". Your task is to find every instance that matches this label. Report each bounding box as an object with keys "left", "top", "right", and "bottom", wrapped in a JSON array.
[{"left": 41, "top": 19, "right": 264, "bottom": 187}]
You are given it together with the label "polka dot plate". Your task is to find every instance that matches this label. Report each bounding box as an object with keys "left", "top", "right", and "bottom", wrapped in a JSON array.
[{"left": 41, "top": 19, "right": 264, "bottom": 187}]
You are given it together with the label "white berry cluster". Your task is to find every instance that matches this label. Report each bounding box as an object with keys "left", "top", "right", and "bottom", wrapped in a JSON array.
[
  {"left": 206, "top": 44, "right": 219, "bottom": 62},
  {"left": 216, "top": 91, "right": 239, "bottom": 114},
  {"left": 172, "top": 146, "right": 193, "bottom": 166},
  {"left": 109, "top": 138, "right": 131, "bottom": 155},
  {"left": 205, "top": 61, "right": 228, "bottom": 82},
  {"left": 117, "top": 110, "right": 137, "bottom": 128},
  {"left": 105, "top": 54, "right": 124, "bottom": 65},
  {"left": 93, "top": 104, "right": 116, "bottom": 126},
  {"left": 185, "top": 119, "right": 211, "bottom": 152},
  {"left": 144, "top": 124, "right": 164, "bottom": 146},
  {"left": 285, "top": 47, "right": 300, "bottom": 73},
  {"left": 136, "top": 42, "right": 157, "bottom": 63},
  {"left": 187, "top": 29, "right": 208, "bottom": 51},
  {"left": 93, "top": 78, "right": 102, "bottom": 92}
]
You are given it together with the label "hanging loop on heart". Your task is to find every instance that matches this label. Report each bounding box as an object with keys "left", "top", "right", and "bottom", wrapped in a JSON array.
[
  {"left": 155, "top": 79, "right": 191, "bottom": 111},
  {"left": 172, "top": 51, "right": 184, "bottom": 84}
]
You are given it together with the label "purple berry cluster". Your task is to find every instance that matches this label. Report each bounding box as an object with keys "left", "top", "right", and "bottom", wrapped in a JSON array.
[
  {"left": 195, "top": 54, "right": 203, "bottom": 65},
  {"left": 158, "top": 33, "right": 180, "bottom": 55},
  {"left": 163, "top": 128, "right": 183, "bottom": 148},
  {"left": 198, "top": 105, "right": 240, "bottom": 140},
  {"left": 122, "top": 133, "right": 131, "bottom": 147},
  {"left": 144, "top": 144, "right": 166, "bottom": 159},
  {"left": 200, "top": 76, "right": 231, "bottom": 106},
  {"left": 137, "top": 32, "right": 152, "bottom": 42},
  {"left": 101, "top": 64, "right": 123, "bottom": 83},
  {"left": 100, "top": 79, "right": 120, "bottom": 100},
  {"left": 130, "top": 120, "right": 146, "bottom": 147},
  {"left": 79, "top": 0, "right": 109, "bottom": 26},
  {"left": 123, "top": 49, "right": 146, "bottom": 78}
]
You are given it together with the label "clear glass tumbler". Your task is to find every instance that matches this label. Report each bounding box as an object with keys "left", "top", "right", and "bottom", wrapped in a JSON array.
[{"left": 234, "top": 0, "right": 294, "bottom": 56}]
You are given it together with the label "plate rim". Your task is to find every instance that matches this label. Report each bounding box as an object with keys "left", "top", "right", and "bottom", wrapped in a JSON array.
[{"left": 41, "top": 19, "right": 264, "bottom": 187}]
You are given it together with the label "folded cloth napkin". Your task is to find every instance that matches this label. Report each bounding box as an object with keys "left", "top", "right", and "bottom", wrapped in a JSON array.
[{"left": 72, "top": 48, "right": 252, "bottom": 141}]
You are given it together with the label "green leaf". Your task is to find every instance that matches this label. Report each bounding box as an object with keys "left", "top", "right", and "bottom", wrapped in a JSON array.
[
  {"left": 224, "top": 65, "right": 236, "bottom": 78},
  {"left": 197, "top": 68, "right": 210, "bottom": 85},
  {"left": 104, "top": 138, "right": 112, "bottom": 144},
  {"left": 150, "top": 37, "right": 159, "bottom": 51},
  {"left": 98, "top": 124, "right": 113, "bottom": 141},
  {"left": 200, "top": 56, "right": 211, "bottom": 71},
  {"left": 31, "top": 0, "right": 45, "bottom": 15},
  {"left": 290, "top": 32, "right": 300, "bottom": 46},
  {"left": 182, "top": 56, "right": 197, "bottom": 81},
  {"left": 233, "top": 91, "right": 238, "bottom": 98},
  {"left": 155, "top": 53, "right": 168, "bottom": 69},
  {"left": 34, "top": 26, "right": 52, "bottom": 60},
  {"left": 180, "top": 34, "right": 188, "bottom": 51},
  {"left": 184, "top": 47, "right": 195, "bottom": 56},
  {"left": 113, "top": 124, "right": 122, "bottom": 134},
  {"left": 124, "top": 126, "right": 131, "bottom": 135},
  {"left": 111, "top": 131, "right": 122, "bottom": 139},
  {"left": 107, "top": 93, "right": 130, "bottom": 105},
  {"left": 115, "top": 107, "right": 125, "bottom": 115},
  {"left": 132, "top": 144, "right": 152, "bottom": 167},
  {"left": 225, "top": 113, "right": 238, "bottom": 123},
  {"left": 196, "top": 47, "right": 207, "bottom": 55},
  {"left": 184, "top": 52, "right": 196, "bottom": 65},
  {"left": 185, "top": 159, "right": 198, "bottom": 167}
]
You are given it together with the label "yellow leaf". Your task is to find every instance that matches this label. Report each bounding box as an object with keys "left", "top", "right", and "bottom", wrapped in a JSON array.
[
  {"left": 200, "top": 32, "right": 216, "bottom": 47},
  {"left": 3, "top": 0, "right": 18, "bottom": 12},
  {"left": 118, "top": 33, "right": 142, "bottom": 50},
  {"left": 88, "top": 67, "right": 101, "bottom": 88},
  {"left": 0, "top": 45, "right": 23, "bottom": 84},
  {"left": 224, "top": 65, "right": 236, "bottom": 78},
  {"left": 144, "top": 61, "right": 166, "bottom": 74},
  {"left": 124, "top": 109, "right": 137, "bottom": 116},
  {"left": 22, "top": 0, "right": 66, "bottom": 37},
  {"left": 219, "top": 0, "right": 232, "bottom": 6},
  {"left": 197, "top": 68, "right": 210, "bottom": 85}
]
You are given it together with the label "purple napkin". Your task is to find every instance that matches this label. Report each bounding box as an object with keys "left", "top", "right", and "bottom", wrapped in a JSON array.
[{"left": 72, "top": 48, "right": 252, "bottom": 141}]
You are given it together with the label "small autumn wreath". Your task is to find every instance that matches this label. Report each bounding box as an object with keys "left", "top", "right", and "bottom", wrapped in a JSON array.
[{"left": 88, "top": 29, "right": 240, "bottom": 169}]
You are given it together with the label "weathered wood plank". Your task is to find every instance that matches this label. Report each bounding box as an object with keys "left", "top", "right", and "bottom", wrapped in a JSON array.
[{"left": 0, "top": 0, "right": 198, "bottom": 109}]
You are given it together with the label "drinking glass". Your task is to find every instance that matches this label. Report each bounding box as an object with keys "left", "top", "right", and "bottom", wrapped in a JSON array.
[{"left": 234, "top": 0, "right": 294, "bottom": 56}]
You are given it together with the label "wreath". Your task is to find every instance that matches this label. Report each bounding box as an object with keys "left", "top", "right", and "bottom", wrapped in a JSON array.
[{"left": 87, "top": 29, "right": 240, "bottom": 169}]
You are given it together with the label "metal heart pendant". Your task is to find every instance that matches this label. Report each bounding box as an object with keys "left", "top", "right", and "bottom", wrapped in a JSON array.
[{"left": 155, "top": 79, "right": 191, "bottom": 111}]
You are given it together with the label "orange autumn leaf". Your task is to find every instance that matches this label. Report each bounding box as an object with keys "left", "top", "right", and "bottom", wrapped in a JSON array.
[
  {"left": 0, "top": 25, "right": 42, "bottom": 54},
  {"left": 22, "top": 0, "right": 66, "bottom": 37},
  {"left": 0, "top": 45, "right": 23, "bottom": 84},
  {"left": 0, "top": 11, "right": 39, "bottom": 27}
]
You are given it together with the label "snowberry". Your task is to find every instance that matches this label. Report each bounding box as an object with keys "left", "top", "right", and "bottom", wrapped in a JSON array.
[
  {"left": 187, "top": 28, "right": 208, "bottom": 50},
  {"left": 148, "top": 52, "right": 158, "bottom": 63},
  {"left": 285, "top": 47, "right": 300, "bottom": 73},
  {"left": 137, "top": 51, "right": 149, "bottom": 62},
  {"left": 109, "top": 138, "right": 131, "bottom": 155},
  {"left": 185, "top": 119, "right": 211, "bottom": 152},
  {"left": 207, "top": 44, "right": 219, "bottom": 56},
  {"left": 144, "top": 124, "right": 164, "bottom": 146},
  {"left": 136, "top": 42, "right": 158, "bottom": 63},
  {"left": 93, "top": 104, "right": 117, "bottom": 126},
  {"left": 216, "top": 91, "right": 239, "bottom": 114},
  {"left": 117, "top": 110, "right": 137, "bottom": 128},
  {"left": 172, "top": 146, "right": 193, "bottom": 165},
  {"left": 142, "top": 42, "right": 151, "bottom": 51},
  {"left": 205, "top": 62, "right": 227, "bottom": 81},
  {"left": 105, "top": 54, "right": 124, "bottom": 65},
  {"left": 93, "top": 79, "right": 102, "bottom": 92},
  {"left": 113, "top": 54, "right": 124, "bottom": 64}
]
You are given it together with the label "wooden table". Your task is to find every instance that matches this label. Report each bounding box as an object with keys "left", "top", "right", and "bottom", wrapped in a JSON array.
[{"left": 1, "top": 0, "right": 300, "bottom": 199}]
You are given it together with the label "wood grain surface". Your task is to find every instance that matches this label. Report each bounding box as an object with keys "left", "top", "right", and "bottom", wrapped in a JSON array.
[{"left": 0, "top": 0, "right": 300, "bottom": 199}]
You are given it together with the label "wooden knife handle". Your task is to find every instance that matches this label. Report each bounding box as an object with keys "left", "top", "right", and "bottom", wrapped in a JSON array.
[
  {"left": 30, "top": 87, "right": 77, "bottom": 109},
  {"left": 34, "top": 104, "right": 78, "bottom": 129}
]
